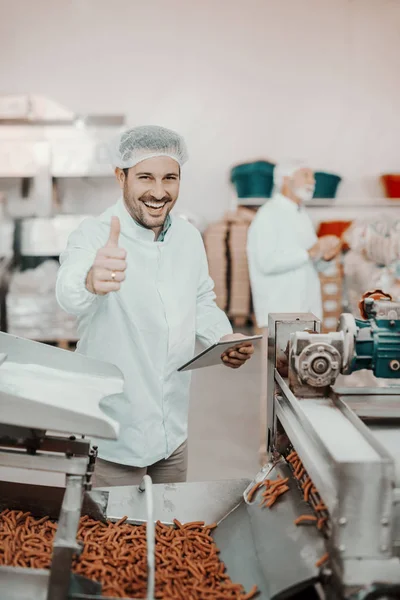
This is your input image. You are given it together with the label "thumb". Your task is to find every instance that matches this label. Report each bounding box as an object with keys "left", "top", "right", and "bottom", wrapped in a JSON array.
[{"left": 106, "top": 216, "right": 120, "bottom": 248}]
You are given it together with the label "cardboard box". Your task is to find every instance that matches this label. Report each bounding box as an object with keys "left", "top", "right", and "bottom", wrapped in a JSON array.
[{"left": 203, "top": 222, "right": 229, "bottom": 311}]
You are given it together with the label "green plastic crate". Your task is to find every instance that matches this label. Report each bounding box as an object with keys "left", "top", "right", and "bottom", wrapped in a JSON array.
[
  {"left": 231, "top": 161, "right": 275, "bottom": 198},
  {"left": 313, "top": 172, "right": 341, "bottom": 199}
]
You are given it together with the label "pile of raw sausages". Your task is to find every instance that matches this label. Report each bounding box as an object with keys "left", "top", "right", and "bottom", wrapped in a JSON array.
[
  {"left": 0, "top": 509, "right": 258, "bottom": 599},
  {"left": 247, "top": 451, "right": 330, "bottom": 569},
  {"left": 285, "top": 450, "right": 329, "bottom": 568},
  {"left": 247, "top": 474, "right": 289, "bottom": 507}
]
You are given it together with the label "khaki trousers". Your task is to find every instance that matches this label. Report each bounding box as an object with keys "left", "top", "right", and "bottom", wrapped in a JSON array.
[{"left": 93, "top": 441, "right": 188, "bottom": 487}]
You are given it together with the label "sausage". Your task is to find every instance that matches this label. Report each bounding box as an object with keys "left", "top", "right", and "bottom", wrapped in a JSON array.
[
  {"left": 247, "top": 481, "right": 263, "bottom": 503},
  {"left": 0, "top": 510, "right": 259, "bottom": 599},
  {"left": 285, "top": 450, "right": 329, "bottom": 537},
  {"left": 293, "top": 515, "right": 318, "bottom": 525},
  {"left": 315, "top": 552, "right": 329, "bottom": 568}
]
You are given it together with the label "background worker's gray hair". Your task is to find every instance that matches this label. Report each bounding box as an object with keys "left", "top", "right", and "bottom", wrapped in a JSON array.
[
  {"left": 273, "top": 159, "right": 309, "bottom": 194},
  {"left": 111, "top": 125, "right": 189, "bottom": 169}
]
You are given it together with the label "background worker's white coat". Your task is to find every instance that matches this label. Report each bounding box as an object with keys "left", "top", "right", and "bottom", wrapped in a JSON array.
[
  {"left": 56, "top": 198, "right": 232, "bottom": 467},
  {"left": 247, "top": 193, "right": 322, "bottom": 328}
]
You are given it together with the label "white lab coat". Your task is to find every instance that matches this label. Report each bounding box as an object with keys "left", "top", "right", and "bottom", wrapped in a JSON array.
[
  {"left": 56, "top": 198, "right": 232, "bottom": 467},
  {"left": 247, "top": 193, "right": 322, "bottom": 328}
]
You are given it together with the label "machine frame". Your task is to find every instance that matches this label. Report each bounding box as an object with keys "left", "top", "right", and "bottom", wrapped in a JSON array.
[{"left": 267, "top": 313, "right": 400, "bottom": 595}]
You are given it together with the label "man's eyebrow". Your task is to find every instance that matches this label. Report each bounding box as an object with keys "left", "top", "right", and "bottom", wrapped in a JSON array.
[{"left": 135, "top": 172, "right": 179, "bottom": 177}]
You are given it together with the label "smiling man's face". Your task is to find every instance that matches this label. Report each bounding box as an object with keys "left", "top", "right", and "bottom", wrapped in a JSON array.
[{"left": 115, "top": 156, "right": 180, "bottom": 238}]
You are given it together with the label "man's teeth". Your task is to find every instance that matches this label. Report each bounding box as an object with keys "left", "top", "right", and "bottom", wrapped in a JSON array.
[{"left": 144, "top": 201, "right": 166, "bottom": 209}]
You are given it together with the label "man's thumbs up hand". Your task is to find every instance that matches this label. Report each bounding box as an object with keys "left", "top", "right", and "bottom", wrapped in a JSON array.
[
  {"left": 86, "top": 217, "right": 127, "bottom": 296},
  {"left": 106, "top": 216, "right": 121, "bottom": 248}
]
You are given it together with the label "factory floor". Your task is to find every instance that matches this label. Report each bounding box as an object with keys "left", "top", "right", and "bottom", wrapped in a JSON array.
[{"left": 187, "top": 334, "right": 261, "bottom": 482}]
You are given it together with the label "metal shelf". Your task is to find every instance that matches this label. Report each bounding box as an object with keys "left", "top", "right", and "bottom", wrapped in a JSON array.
[{"left": 236, "top": 197, "right": 400, "bottom": 208}]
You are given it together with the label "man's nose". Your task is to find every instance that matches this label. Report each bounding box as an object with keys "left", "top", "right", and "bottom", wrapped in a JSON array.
[{"left": 152, "top": 181, "right": 166, "bottom": 199}]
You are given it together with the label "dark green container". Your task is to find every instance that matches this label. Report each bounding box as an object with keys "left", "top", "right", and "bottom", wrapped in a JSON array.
[
  {"left": 231, "top": 161, "right": 275, "bottom": 198},
  {"left": 313, "top": 172, "right": 341, "bottom": 199}
]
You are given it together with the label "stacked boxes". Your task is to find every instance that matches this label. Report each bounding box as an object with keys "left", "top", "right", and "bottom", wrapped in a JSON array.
[
  {"left": 319, "top": 258, "right": 344, "bottom": 332},
  {"left": 203, "top": 208, "right": 256, "bottom": 325},
  {"left": 228, "top": 222, "right": 251, "bottom": 326},
  {"left": 227, "top": 208, "right": 257, "bottom": 325},
  {"left": 203, "top": 221, "right": 229, "bottom": 312}
]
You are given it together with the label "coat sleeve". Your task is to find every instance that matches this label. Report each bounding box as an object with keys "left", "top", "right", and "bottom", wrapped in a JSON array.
[
  {"left": 247, "top": 210, "right": 310, "bottom": 276},
  {"left": 195, "top": 235, "right": 233, "bottom": 346},
  {"left": 56, "top": 219, "right": 101, "bottom": 317}
]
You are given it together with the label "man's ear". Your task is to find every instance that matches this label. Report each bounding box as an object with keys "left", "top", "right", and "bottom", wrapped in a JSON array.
[{"left": 115, "top": 167, "right": 126, "bottom": 189}]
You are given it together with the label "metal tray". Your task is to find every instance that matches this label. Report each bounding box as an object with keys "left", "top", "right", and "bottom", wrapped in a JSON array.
[{"left": 0, "top": 332, "right": 122, "bottom": 438}]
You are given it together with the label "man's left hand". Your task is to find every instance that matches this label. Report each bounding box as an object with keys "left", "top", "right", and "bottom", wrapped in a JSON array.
[
  {"left": 219, "top": 333, "right": 255, "bottom": 369},
  {"left": 320, "top": 235, "right": 342, "bottom": 261}
]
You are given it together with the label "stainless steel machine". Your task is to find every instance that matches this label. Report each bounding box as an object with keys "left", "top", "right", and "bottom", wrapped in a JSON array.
[
  {"left": 0, "top": 332, "right": 123, "bottom": 600},
  {"left": 264, "top": 292, "right": 400, "bottom": 599},
  {"left": 1, "top": 290, "right": 400, "bottom": 599}
]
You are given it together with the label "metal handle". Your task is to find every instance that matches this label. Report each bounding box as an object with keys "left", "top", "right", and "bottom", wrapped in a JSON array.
[
  {"left": 139, "top": 475, "right": 155, "bottom": 600},
  {"left": 47, "top": 474, "right": 83, "bottom": 600}
]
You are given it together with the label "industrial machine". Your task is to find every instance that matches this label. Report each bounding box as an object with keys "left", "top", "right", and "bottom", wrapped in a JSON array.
[
  {"left": 0, "top": 332, "right": 123, "bottom": 599},
  {"left": 264, "top": 290, "right": 400, "bottom": 599},
  {"left": 1, "top": 290, "right": 400, "bottom": 599}
]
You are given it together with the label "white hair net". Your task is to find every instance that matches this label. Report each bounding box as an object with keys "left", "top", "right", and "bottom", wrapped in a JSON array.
[
  {"left": 273, "top": 159, "right": 309, "bottom": 192},
  {"left": 111, "top": 125, "right": 189, "bottom": 169}
]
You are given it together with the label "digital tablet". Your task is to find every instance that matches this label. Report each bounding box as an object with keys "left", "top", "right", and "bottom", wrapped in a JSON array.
[{"left": 177, "top": 335, "right": 262, "bottom": 372}]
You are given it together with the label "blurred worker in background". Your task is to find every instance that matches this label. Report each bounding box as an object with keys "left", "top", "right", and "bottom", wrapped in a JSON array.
[
  {"left": 56, "top": 125, "right": 254, "bottom": 486},
  {"left": 247, "top": 160, "right": 341, "bottom": 464}
]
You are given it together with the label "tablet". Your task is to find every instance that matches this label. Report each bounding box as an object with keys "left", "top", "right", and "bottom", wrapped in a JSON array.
[{"left": 177, "top": 335, "right": 262, "bottom": 372}]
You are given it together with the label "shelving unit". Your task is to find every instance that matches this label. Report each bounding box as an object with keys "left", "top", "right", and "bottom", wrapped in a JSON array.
[
  {"left": 234, "top": 196, "right": 400, "bottom": 225},
  {"left": 0, "top": 95, "right": 125, "bottom": 218},
  {"left": 0, "top": 96, "right": 126, "bottom": 341}
]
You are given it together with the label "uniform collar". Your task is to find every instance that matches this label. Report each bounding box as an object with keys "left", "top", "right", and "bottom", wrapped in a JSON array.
[
  {"left": 274, "top": 192, "right": 302, "bottom": 212},
  {"left": 115, "top": 197, "right": 172, "bottom": 243},
  {"left": 158, "top": 213, "right": 172, "bottom": 242}
]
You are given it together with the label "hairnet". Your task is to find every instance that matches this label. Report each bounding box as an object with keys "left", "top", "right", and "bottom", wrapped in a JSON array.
[
  {"left": 111, "top": 125, "right": 189, "bottom": 169},
  {"left": 273, "top": 160, "right": 309, "bottom": 192}
]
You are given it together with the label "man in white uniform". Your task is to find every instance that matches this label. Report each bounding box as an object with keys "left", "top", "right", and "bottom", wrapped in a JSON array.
[
  {"left": 56, "top": 126, "right": 254, "bottom": 486},
  {"left": 247, "top": 161, "right": 341, "bottom": 463}
]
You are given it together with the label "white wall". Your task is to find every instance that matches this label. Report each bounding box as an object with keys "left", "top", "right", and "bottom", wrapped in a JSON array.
[{"left": 1, "top": 0, "right": 400, "bottom": 223}]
